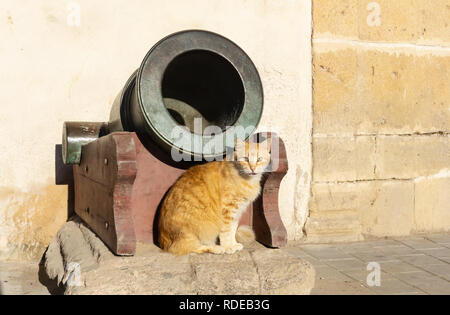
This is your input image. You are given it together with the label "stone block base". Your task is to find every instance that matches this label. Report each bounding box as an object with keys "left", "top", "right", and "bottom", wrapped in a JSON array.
[{"left": 42, "top": 217, "right": 315, "bottom": 295}]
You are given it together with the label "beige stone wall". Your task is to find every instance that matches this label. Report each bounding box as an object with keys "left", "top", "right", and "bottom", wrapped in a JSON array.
[
  {"left": 0, "top": 1, "right": 312, "bottom": 260},
  {"left": 306, "top": 0, "right": 450, "bottom": 242}
]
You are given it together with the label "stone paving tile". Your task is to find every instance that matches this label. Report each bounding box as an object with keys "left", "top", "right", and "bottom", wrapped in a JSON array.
[
  {"left": 299, "top": 245, "right": 354, "bottom": 260},
  {"left": 424, "top": 234, "right": 450, "bottom": 244},
  {"left": 392, "top": 272, "right": 450, "bottom": 295},
  {"left": 0, "top": 262, "right": 49, "bottom": 295},
  {"left": 392, "top": 292, "right": 427, "bottom": 295},
  {"left": 419, "top": 264, "right": 450, "bottom": 281},
  {"left": 347, "top": 250, "right": 400, "bottom": 262},
  {"left": 367, "top": 278, "right": 423, "bottom": 295},
  {"left": 413, "top": 281, "right": 450, "bottom": 295},
  {"left": 396, "top": 238, "right": 444, "bottom": 250},
  {"left": 377, "top": 245, "right": 422, "bottom": 256},
  {"left": 299, "top": 234, "right": 450, "bottom": 295},
  {"left": 314, "top": 265, "right": 356, "bottom": 281},
  {"left": 419, "top": 248, "right": 450, "bottom": 260},
  {"left": 311, "top": 264, "right": 373, "bottom": 295},
  {"left": 367, "top": 239, "right": 405, "bottom": 247},
  {"left": 324, "top": 258, "right": 368, "bottom": 271},
  {"left": 392, "top": 292, "right": 429, "bottom": 295},
  {"left": 311, "top": 288, "right": 375, "bottom": 295},
  {"left": 379, "top": 261, "right": 423, "bottom": 274},
  {"left": 346, "top": 239, "right": 402, "bottom": 247},
  {"left": 312, "top": 278, "right": 374, "bottom": 295},
  {"left": 341, "top": 269, "right": 394, "bottom": 283},
  {"left": 334, "top": 244, "right": 375, "bottom": 254},
  {"left": 392, "top": 270, "right": 439, "bottom": 282},
  {"left": 335, "top": 240, "right": 401, "bottom": 253},
  {"left": 440, "top": 257, "right": 450, "bottom": 264},
  {"left": 398, "top": 254, "right": 447, "bottom": 267}
]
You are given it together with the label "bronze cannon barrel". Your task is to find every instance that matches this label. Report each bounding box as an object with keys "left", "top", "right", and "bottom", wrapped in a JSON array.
[{"left": 62, "top": 30, "right": 263, "bottom": 164}]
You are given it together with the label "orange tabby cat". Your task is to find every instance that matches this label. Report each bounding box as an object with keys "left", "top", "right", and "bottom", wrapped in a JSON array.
[{"left": 158, "top": 137, "right": 271, "bottom": 255}]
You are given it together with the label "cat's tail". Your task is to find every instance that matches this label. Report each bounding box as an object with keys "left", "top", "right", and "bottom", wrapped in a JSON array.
[
  {"left": 164, "top": 233, "right": 221, "bottom": 256},
  {"left": 236, "top": 225, "right": 255, "bottom": 244},
  {"left": 164, "top": 235, "right": 199, "bottom": 256}
]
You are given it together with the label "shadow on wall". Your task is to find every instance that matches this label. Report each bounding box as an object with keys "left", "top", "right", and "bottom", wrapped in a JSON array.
[{"left": 55, "top": 144, "right": 74, "bottom": 218}]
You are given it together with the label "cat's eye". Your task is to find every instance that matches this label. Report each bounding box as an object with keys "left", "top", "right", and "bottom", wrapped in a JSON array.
[
  {"left": 239, "top": 157, "right": 249, "bottom": 162},
  {"left": 257, "top": 157, "right": 263, "bottom": 162}
]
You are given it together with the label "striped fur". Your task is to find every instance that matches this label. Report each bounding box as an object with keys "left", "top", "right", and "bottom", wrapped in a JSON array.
[{"left": 158, "top": 138, "right": 271, "bottom": 255}]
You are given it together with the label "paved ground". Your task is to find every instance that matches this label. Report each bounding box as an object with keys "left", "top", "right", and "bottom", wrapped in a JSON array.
[
  {"left": 1, "top": 233, "right": 449, "bottom": 295},
  {"left": 285, "top": 233, "right": 450, "bottom": 295},
  {"left": 0, "top": 261, "right": 49, "bottom": 295}
]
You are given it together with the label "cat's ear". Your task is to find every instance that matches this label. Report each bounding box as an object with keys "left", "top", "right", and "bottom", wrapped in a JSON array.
[{"left": 261, "top": 137, "right": 272, "bottom": 153}]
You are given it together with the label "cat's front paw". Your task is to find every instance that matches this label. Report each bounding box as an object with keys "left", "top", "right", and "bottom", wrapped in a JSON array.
[
  {"left": 224, "top": 243, "right": 244, "bottom": 254},
  {"left": 211, "top": 245, "right": 226, "bottom": 255}
]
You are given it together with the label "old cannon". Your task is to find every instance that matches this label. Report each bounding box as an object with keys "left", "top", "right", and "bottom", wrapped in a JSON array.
[
  {"left": 63, "top": 30, "right": 264, "bottom": 163},
  {"left": 61, "top": 30, "right": 287, "bottom": 255}
]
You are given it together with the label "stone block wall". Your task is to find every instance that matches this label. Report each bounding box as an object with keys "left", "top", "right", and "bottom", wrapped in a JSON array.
[{"left": 306, "top": 0, "right": 450, "bottom": 242}]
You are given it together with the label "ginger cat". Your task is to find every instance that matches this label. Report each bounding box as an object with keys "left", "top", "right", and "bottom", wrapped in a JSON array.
[{"left": 158, "top": 137, "right": 271, "bottom": 255}]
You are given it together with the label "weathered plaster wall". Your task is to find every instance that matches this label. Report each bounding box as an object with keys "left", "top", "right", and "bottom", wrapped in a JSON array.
[
  {"left": 0, "top": 0, "right": 312, "bottom": 260},
  {"left": 306, "top": 0, "right": 450, "bottom": 242}
]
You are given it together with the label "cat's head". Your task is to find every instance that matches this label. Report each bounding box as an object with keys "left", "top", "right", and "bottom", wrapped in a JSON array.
[{"left": 234, "top": 138, "right": 271, "bottom": 175}]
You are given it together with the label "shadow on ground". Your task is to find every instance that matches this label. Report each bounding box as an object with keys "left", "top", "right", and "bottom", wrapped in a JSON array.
[{"left": 38, "top": 249, "right": 65, "bottom": 295}]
